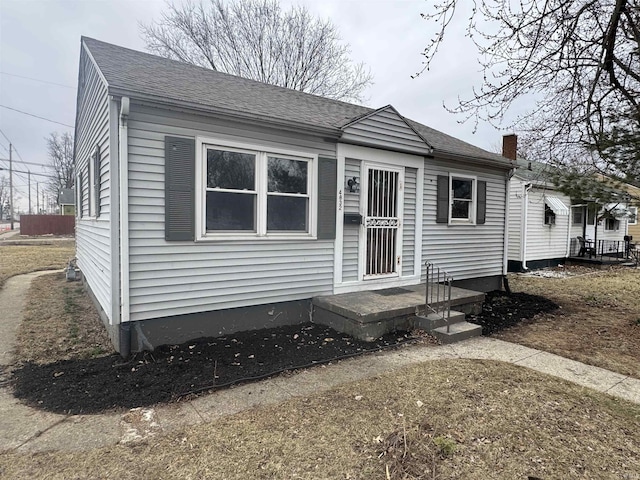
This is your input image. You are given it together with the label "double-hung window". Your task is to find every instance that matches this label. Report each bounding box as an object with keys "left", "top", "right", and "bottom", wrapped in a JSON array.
[
  {"left": 206, "top": 148, "right": 257, "bottom": 231},
  {"left": 629, "top": 206, "right": 638, "bottom": 226},
  {"left": 572, "top": 207, "right": 583, "bottom": 225},
  {"left": 199, "top": 140, "right": 315, "bottom": 239},
  {"left": 604, "top": 216, "right": 620, "bottom": 231},
  {"left": 450, "top": 176, "right": 475, "bottom": 223}
]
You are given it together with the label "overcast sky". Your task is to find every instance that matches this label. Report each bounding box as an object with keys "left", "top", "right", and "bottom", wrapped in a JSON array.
[{"left": 0, "top": 0, "right": 522, "bottom": 212}]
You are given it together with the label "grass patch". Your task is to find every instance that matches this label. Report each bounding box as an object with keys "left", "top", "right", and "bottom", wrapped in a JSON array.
[
  {"left": 0, "top": 241, "right": 75, "bottom": 288},
  {"left": 1, "top": 360, "right": 639, "bottom": 479},
  {"left": 502, "top": 267, "right": 640, "bottom": 378},
  {"left": 14, "top": 272, "right": 113, "bottom": 363}
]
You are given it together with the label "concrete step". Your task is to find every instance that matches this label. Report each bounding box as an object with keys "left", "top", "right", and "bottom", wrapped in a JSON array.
[
  {"left": 431, "top": 321, "right": 482, "bottom": 345},
  {"left": 413, "top": 311, "right": 466, "bottom": 331}
]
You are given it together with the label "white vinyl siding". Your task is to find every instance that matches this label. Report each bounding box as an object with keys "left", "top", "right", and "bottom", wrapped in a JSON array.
[
  {"left": 402, "top": 167, "right": 417, "bottom": 276},
  {"left": 507, "top": 177, "right": 523, "bottom": 262},
  {"left": 524, "top": 189, "right": 570, "bottom": 261},
  {"left": 598, "top": 214, "right": 627, "bottom": 241},
  {"left": 422, "top": 160, "right": 505, "bottom": 280},
  {"left": 75, "top": 46, "right": 112, "bottom": 320},
  {"left": 126, "top": 103, "right": 335, "bottom": 321},
  {"left": 342, "top": 158, "right": 360, "bottom": 282},
  {"left": 341, "top": 107, "right": 431, "bottom": 156}
]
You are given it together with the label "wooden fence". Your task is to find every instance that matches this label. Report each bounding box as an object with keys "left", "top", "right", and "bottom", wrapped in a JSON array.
[{"left": 20, "top": 215, "right": 75, "bottom": 236}]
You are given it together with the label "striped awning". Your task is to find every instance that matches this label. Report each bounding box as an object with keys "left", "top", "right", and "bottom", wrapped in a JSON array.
[{"left": 544, "top": 196, "right": 570, "bottom": 215}]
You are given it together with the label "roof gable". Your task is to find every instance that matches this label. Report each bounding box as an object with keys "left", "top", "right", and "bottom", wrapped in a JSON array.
[{"left": 340, "top": 105, "right": 432, "bottom": 155}]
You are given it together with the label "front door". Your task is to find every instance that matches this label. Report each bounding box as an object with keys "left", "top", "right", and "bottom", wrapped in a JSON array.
[{"left": 363, "top": 166, "right": 402, "bottom": 278}]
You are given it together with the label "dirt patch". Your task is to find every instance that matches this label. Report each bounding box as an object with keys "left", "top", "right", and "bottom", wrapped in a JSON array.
[
  {"left": 11, "top": 324, "right": 418, "bottom": 414},
  {"left": 468, "top": 291, "right": 559, "bottom": 335},
  {"left": 2, "top": 360, "right": 640, "bottom": 479},
  {"left": 14, "top": 273, "right": 112, "bottom": 364},
  {"left": 0, "top": 241, "right": 75, "bottom": 287}
]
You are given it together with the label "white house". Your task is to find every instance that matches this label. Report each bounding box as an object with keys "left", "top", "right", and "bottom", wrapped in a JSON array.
[
  {"left": 74, "top": 37, "right": 515, "bottom": 355},
  {"left": 504, "top": 135, "right": 629, "bottom": 271}
]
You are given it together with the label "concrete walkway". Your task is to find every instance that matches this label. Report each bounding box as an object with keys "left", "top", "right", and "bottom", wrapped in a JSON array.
[{"left": 1, "top": 272, "right": 639, "bottom": 454}]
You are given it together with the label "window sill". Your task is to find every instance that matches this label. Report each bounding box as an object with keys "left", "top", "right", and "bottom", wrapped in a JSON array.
[
  {"left": 448, "top": 219, "right": 476, "bottom": 226},
  {"left": 196, "top": 233, "right": 318, "bottom": 242}
]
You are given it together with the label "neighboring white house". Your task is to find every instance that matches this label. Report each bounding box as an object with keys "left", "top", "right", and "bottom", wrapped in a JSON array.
[
  {"left": 503, "top": 135, "right": 629, "bottom": 271},
  {"left": 74, "top": 37, "right": 515, "bottom": 355}
]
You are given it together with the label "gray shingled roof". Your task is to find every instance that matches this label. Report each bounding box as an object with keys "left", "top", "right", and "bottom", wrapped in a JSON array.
[{"left": 83, "top": 37, "right": 511, "bottom": 167}]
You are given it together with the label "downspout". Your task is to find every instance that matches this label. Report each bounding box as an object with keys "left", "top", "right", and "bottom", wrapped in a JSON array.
[
  {"left": 119, "top": 97, "right": 131, "bottom": 357},
  {"left": 502, "top": 168, "right": 516, "bottom": 292},
  {"left": 521, "top": 183, "right": 533, "bottom": 270},
  {"left": 565, "top": 204, "right": 571, "bottom": 259}
]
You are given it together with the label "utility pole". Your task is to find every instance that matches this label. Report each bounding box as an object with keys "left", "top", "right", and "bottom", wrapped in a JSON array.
[
  {"left": 36, "top": 183, "right": 39, "bottom": 213},
  {"left": 9, "top": 144, "right": 14, "bottom": 230},
  {"left": 28, "top": 171, "right": 31, "bottom": 214}
]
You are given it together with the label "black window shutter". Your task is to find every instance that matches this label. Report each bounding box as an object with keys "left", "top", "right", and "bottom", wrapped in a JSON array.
[
  {"left": 436, "top": 175, "right": 449, "bottom": 223},
  {"left": 317, "top": 157, "right": 337, "bottom": 240},
  {"left": 477, "top": 180, "right": 487, "bottom": 224},
  {"left": 94, "top": 146, "right": 101, "bottom": 217},
  {"left": 165, "top": 136, "right": 195, "bottom": 241}
]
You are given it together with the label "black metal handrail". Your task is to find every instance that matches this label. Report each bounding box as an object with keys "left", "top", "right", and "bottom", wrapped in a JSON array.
[
  {"left": 425, "top": 261, "right": 453, "bottom": 332},
  {"left": 570, "top": 238, "right": 625, "bottom": 260}
]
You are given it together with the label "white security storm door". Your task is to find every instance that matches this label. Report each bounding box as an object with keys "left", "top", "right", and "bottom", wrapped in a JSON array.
[{"left": 364, "top": 166, "right": 402, "bottom": 278}]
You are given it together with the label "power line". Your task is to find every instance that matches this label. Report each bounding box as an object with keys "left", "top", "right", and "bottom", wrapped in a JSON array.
[
  {"left": 0, "top": 167, "right": 56, "bottom": 179},
  {"left": 0, "top": 105, "right": 74, "bottom": 128},
  {"left": 0, "top": 71, "right": 75, "bottom": 89},
  {"left": 0, "top": 157, "right": 47, "bottom": 168},
  {"left": 0, "top": 129, "right": 26, "bottom": 163}
]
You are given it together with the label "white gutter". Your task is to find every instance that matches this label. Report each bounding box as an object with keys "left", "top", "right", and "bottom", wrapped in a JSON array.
[
  {"left": 521, "top": 183, "right": 532, "bottom": 270},
  {"left": 502, "top": 168, "right": 516, "bottom": 275},
  {"left": 119, "top": 97, "right": 130, "bottom": 324},
  {"left": 108, "top": 97, "right": 120, "bottom": 326}
]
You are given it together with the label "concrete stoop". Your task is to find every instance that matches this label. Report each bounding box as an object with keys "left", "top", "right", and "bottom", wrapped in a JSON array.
[
  {"left": 312, "top": 285, "right": 485, "bottom": 344},
  {"left": 312, "top": 305, "right": 483, "bottom": 344},
  {"left": 430, "top": 321, "right": 483, "bottom": 344},
  {"left": 414, "top": 311, "right": 482, "bottom": 344}
]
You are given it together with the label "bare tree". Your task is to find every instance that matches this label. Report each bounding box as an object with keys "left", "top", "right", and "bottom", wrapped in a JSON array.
[
  {"left": 417, "top": 1, "right": 640, "bottom": 185},
  {"left": 0, "top": 176, "right": 8, "bottom": 221},
  {"left": 46, "top": 132, "right": 74, "bottom": 197},
  {"left": 140, "top": 0, "right": 372, "bottom": 103}
]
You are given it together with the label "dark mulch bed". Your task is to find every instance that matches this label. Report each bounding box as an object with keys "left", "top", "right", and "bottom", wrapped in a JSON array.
[
  {"left": 469, "top": 291, "right": 559, "bottom": 335},
  {"left": 10, "top": 323, "right": 416, "bottom": 415},
  {"left": 10, "top": 292, "right": 559, "bottom": 415}
]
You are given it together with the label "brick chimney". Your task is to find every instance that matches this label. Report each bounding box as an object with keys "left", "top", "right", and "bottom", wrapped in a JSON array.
[{"left": 502, "top": 134, "right": 517, "bottom": 160}]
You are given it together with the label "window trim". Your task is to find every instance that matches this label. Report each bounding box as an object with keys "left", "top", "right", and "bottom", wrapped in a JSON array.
[
  {"left": 544, "top": 204, "right": 556, "bottom": 226},
  {"left": 629, "top": 206, "right": 638, "bottom": 226},
  {"left": 195, "top": 136, "right": 318, "bottom": 241},
  {"left": 571, "top": 206, "right": 583, "bottom": 226},
  {"left": 448, "top": 173, "right": 477, "bottom": 225},
  {"left": 77, "top": 172, "right": 83, "bottom": 219},
  {"left": 604, "top": 216, "right": 620, "bottom": 232}
]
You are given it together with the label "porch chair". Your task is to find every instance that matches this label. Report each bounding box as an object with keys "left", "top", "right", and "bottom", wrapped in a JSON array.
[{"left": 577, "top": 236, "right": 595, "bottom": 258}]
